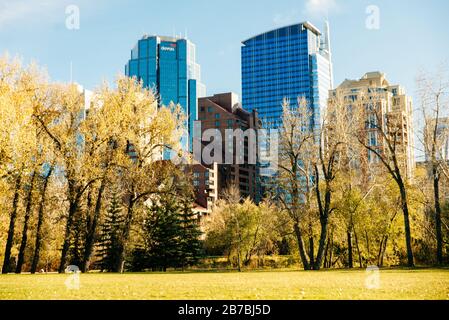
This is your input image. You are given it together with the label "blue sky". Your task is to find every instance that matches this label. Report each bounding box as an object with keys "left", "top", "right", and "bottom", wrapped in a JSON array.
[{"left": 1, "top": 0, "right": 448, "bottom": 158}]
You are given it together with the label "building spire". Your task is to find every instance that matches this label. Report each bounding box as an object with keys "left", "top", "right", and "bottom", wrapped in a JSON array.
[
  {"left": 324, "top": 20, "right": 331, "bottom": 56},
  {"left": 324, "top": 20, "right": 334, "bottom": 89}
]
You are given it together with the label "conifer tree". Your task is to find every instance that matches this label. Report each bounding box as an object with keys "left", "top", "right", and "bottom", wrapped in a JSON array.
[
  {"left": 131, "top": 192, "right": 203, "bottom": 272},
  {"left": 178, "top": 197, "right": 203, "bottom": 270},
  {"left": 96, "top": 189, "right": 124, "bottom": 272},
  {"left": 145, "top": 196, "right": 182, "bottom": 271}
]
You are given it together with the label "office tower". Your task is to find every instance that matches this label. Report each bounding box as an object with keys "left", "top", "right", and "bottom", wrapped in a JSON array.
[
  {"left": 241, "top": 22, "right": 333, "bottom": 195},
  {"left": 125, "top": 35, "right": 206, "bottom": 150},
  {"left": 329, "top": 71, "right": 415, "bottom": 179},
  {"left": 241, "top": 21, "right": 333, "bottom": 131},
  {"left": 197, "top": 92, "right": 261, "bottom": 202}
]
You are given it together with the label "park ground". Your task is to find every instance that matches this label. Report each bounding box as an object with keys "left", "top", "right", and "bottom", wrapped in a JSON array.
[{"left": 0, "top": 268, "right": 448, "bottom": 300}]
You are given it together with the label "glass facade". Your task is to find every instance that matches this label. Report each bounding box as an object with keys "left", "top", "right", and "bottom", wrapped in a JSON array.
[
  {"left": 242, "top": 22, "right": 333, "bottom": 131},
  {"left": 242, "top": 22, "right": 333, "bottom": 192},
  {"left": 125, "top": 35, "right": 206, "bottom": 151}
]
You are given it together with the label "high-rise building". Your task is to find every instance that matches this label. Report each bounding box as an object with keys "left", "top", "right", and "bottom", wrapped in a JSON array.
[
  {"left": 241, "top": 22, "right": 333, "bottom": 194},
  {"left": 241, "top": 21, "right": 333, "bottom": 131},
  {"left": 197, "top": 92, "right": 261, "bottom": 202},
  {"left": 125, "top": 35, "right": 206, "bottom": 150},
  {"left": 186, "top": 162, "right": 219, "bottom": 215},
  {"left": 329, "top": 71, "right": 415, "bottom": 179},
  {"left": 424, "top": 117, "right": 449, "bottom": 162}
]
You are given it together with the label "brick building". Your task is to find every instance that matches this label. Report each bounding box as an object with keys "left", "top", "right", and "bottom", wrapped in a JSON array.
[{"left": 197, "top": 92, "right": 261, "bottom": 202}]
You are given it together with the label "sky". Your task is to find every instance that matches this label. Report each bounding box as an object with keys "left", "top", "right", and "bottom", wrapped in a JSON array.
[{"left": 1, "top": 0, "right": 448, "bottom": 159}]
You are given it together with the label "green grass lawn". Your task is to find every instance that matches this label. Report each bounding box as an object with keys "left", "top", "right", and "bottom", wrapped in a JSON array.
[{"left": 0, "top": 268, "right": 448, "bottom": 300}]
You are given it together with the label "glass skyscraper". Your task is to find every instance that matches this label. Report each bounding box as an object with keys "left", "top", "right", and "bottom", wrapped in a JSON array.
[
  {"left": 242, "top": 21, "right": 333, "bottom": 131},
  {"left": 125, "top": 35, "right": 206, "bottom": 151},
  {"left": 242, "top": 22, "right": 333, "bottom": 192}
]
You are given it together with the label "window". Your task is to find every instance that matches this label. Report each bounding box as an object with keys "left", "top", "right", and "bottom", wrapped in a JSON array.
[
  {"left": 193, "top": 172, "right": 200, "bottom": 178},
  {"left": 208, "top": 106, "right": 213, "bottom": 113},
  {"left": 193, "top": 180, "right": 200, "bottom": 187},
  {"left": 215, "top": 113, "right": 220, "bottom": 119},
  {"left": 200, "top": 107, "right": 205, "bottom": 112},
  {"left": 348, "top": 95, "right": 357, "bottom": 102},
  {"left": 367, "top": 114, "right": 377, "bottom": 129},
  {"left": 215, "top": 120, "right": 220, "bottom": 127},
  {"left": 368, "top": 131, "right": 377, "bottom": 146}
]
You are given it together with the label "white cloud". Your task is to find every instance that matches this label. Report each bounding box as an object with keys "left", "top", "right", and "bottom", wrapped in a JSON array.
[
  {"left": 304, "top": 0, "right": 339, "bottom": 17},
  {"left": 273, "top": 0, "right": 339, "bottom": 26}
]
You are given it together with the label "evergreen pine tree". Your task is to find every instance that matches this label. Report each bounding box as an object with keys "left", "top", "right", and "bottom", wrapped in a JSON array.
[
  {"left": 96, "top": 189, "right": 124, "bottom": 272},
  {"left": 129, "top": 191, "right": 204, "bottom": 272},
  {"left": 178, "top": 197, "right": 203, "bottom": 269},
  {"left": 145, "top": 196, "right": 182, "bottom": 271},
  {"left": 68, "top": 210, "right": 86, "bottom": 268}
]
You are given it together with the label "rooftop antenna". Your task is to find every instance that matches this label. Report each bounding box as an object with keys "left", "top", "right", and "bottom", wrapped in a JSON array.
[
  {"left": 324, "top": 20, "right": 332, "bottom": 55},
  {"left": 324, "top": 19, "right": 334, "bottom": 89}
]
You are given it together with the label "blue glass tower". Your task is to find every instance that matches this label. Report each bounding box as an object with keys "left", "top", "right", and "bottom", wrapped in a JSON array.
[
  {"left": 125, "top": 35, "right": 206, "bottom": 151},
  {"left": 242, "top": 22, "right": 333, "bottom": 131},
  {"left": 242, "top": 22, "right": 333, "bottom": 193}
]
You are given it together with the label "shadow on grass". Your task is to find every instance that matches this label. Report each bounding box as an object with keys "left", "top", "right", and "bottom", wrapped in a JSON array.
[{"left": 81, "top": 265, "right": 449, "bottom": 276}]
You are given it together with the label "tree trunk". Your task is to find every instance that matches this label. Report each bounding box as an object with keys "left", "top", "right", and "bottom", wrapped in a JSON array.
[
  {"left": 365, "top": 230, "right": 370, "bottom": 263},
  {"left": 72, "top": 216, "right": 82, "bottom": 267},
  {"left": 58, "top": 198, "right": 79, "bottom": 273},
  {"left": 353, "top": 227, "right": 363, "bottom": 268},
  {"left": 236, "top": 218, "right": 243, "bottom": 272},
  {"left": 313, "top": 218, "right": 329, "bottom": 270},
  {"left": 115, "top": 197, "right": 135, "bottom": 273},
  {"left": 380, "top": 236, "right": 388, "bottom": 267},
  {"left": 2, "top": 174, "right": 22, "bottom": 274},
  {"left": 313, "top": 174, "right": 332, "bottom": 270},
  {"left": 16, "top": 172, "right": 37, "bottom": 273},
  {"left": 309, "top": 236, "right": 315, "bottom": 267},
  {"left": 81, "top": 181, "right": 105, "bottom": 273},
  {"left": 433, "top": 169, "right": 443, "bottom": 265},
  {"left": 293, "top": 223, "right": 310, "bottom": 270},
  {"left": 31, "top": 167, "right": 53, "bottom": 274},
  {"left": 377, "top": 236, "right": 385, "bottom": 266},
  {"left": 347, "top": 229, "right": 353, "bottom": 268},
  {"left": 398, "top": 181, "right": 415, "bottom": 267},
  {"left": 236, "top": 244, "right": 242, "bottom": 272},
  {"left": 323, "top": 237, "right": 330, "bottom": 269},
  {"left": 329, "top": 232, "right": 334, "bottom": 268}
]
